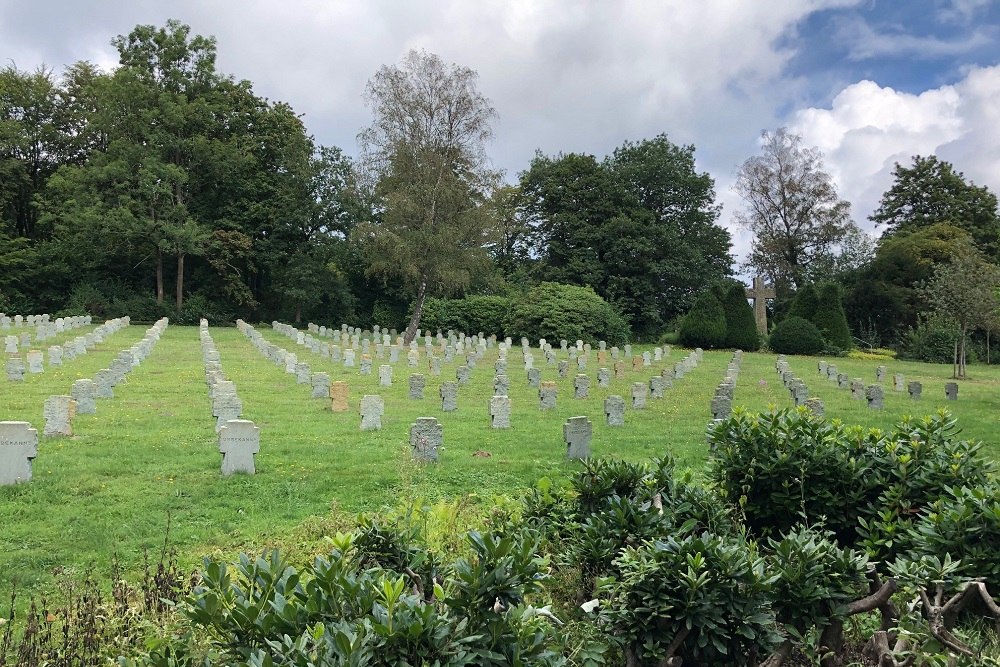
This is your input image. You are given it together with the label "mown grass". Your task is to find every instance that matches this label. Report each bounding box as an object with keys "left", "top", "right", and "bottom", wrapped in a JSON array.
[{"left": 2, "top": 323, "right": 998, "bottom": 603}]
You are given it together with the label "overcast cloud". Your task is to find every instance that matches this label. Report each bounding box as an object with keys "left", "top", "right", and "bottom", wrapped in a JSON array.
[{"left": 2, "top": 0, "right": 999, "bottom": 269}]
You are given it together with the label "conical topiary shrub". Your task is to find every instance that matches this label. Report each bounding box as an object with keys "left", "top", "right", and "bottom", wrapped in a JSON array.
[
  {"left": 787, "top": 284, "right": 819, "bottom": 322},
  {"left": 722, "top": 283, "right": 761, "bottom": 351},
  {"left": 679, "top": 291, "right": 727, "bottom": 349},
  {"left": 813, "top": 282, "right": 852, "bottom": 351}
]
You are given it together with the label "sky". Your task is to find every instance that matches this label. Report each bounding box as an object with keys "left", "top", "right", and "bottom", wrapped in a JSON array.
[{"left": 2, "top": 0, "right": 999, "bottom": 269}]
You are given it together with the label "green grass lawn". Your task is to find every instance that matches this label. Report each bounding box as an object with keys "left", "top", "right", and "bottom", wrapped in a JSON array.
[{"left": 2, "top": 323, "right": 998, "bottom": 600}]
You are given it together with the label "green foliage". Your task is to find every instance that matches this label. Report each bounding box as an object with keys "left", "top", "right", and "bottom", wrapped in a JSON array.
[
  {"left": 722, "top": 283, "right": 760, "bottom": 350},
  {"left": 871, "top": 155, "right": 1000, "bottom": 260},
  {"left": 678, "top": 290, "right": 727, "bottom": 348},
  {"left": 419, "top": 295, "right": 512, "bottom": 336},
  {"left": 898, "top": 313, "right": 961, "bottom": 363},
  {"left": 813, "top": 282, "right": 852, "bottom": 351},
  {"left": 786, "top": 283, "right": 819, "bottom": 321},
  {"left": 507, "top": 283, "right": 630, "bottom": 345},
  {"left": 768, "top": 316, "right": 824, "bottom": 355},
  {"left": 600, "top": 532, "right": 779, "bottom": 666},
  {"left": 764, "top": 526, "right": 869, "bottom": 633}
]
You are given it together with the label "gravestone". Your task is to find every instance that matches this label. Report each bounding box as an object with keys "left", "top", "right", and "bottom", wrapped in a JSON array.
[
  {"left": 837, "top": 373, "right": 849, "bottom": 390},
  {"left": 945, "top": 382, "right": 958, "bottom": 401},
  {"left": 410, "top": 417, "right": 442, "bottom": 462},
  {"left": 494, "top": 374, "right": 509, "bottom": 396},
  {"left": 642, "top": 351, "right": 651, "bottom": 367},
  {"left": 213, "top": 395, "right": 243, "bottom": 432},
  {"left": 43, "top": 395, "right": 76, "bottom": 436},
  {"left": 390, "top": 346, "right": 401, "bottom": 363},
  {"left": 818, "top": 361, "right": 828, "bottom": 375},
  {"left": 379, "top": 365, "right": 393, "bottom": 386},
  {"left": 604, "top": 395, "right": 625, "bottom": 426},
  {"left": 908, "top": 381, "right": 922, "bottom": 400},
  {"left": 876, "top": 366, "right": 887, "bottom": 382},
  {"left": 654, "top": 347, "right": 663, "bottom": 362},
  {"left": 527, "top": 367, "right": 540, "bottom": 387},
  {"left": 456, "top": 365, "right": 470, "bottom": 386},
  {"left": 408, "top": 350, "right": 420, "bottom": 367},
  {"left": 490, "top": 395, "right": 511, "bottom": 428},
  {"left": 866, "top": 384, "right": 884, "bottom": 410},
  {"left": 219, "top": 420, "right": 260, "bottom": 476},
  {"left": 850, "top": 379, "right": 865, "bottom": 400},
  {"left": 577, "top": 355, "right": 587, "bottom": 371},
  {"left": 597, "top": 367, "right": 611, "bottom": 388},
  {"left": 624, "top": 344, "right": 632, "bottom": 359},
  {"left": 574, "top": 374, "right": 590, "bottom": 398},
  {"left": 344, "top": 349, "right": 356, "bottom": 367},
  {"left": 6, "top": 357, "right": 25, "bottom": 382},
  {"left": 284, "top": 353, "right": 298, "bottom": 374},
  {"left": 294, "top": 361, "right": 311, "bottom": 384},
  {"left": 805, "top": 397, "right": 824, "bottom": 417},
  {"left": 539, "top": 381, "right": 557, "bottom": 410},
  {"left": 408, "top": 374, "right": 425, "bottom": 399},
  {"left": 631, "top": 356, "right": 643, "bottom": 372},
  {"left": 95, "top": 369, "right": 115, "bottom": 398},
  {"left": 359, "top": 355, "right": 372, "bottom": 375},
  {"left": 631, "top": 382, "right": 648, "bottom": 409},
  {"left": 440, "top": 382, "right": 458, "bottom": 412},
  {"left": 48, "top": 346, "right": 62, "bottom": 366},
  {"left": 564, "top": 416, "right": 592, "bottom": 459},
  {"left": 71, "top": 379, "right": 97, "bottom": 415},
  {"left": 429, "top": 356, "right": 442, "bottom": 376},
  {"left": 597, "top": 350, "right": 608, "bottom": 365},
  {"left": 558, "top": 360, "right": 569, "bottom": 378},
  {"left": 710, "top": 394, "right": 731, "bottom": 420},
  {"left": 26, "top": 351, "right": 43, "bottom": 374},
  {"left": 649, "top": 376, "right": 665, "bottom": 399},
  {"left": 359, "top": 395, "right": 385, "bottom": 430},
  {"left": 330, "top": 381, "right": 349, "bottom": 412},
  {"left": 611, "top": 346, "right": 619, "bottom": 360},
  {"left": 893, "top": 373, "right": 905, "bottom": 392},
  {"left": 311, "top": 372, "right": 330, "bottom": 399},
  {"left": 613, "top": 361, "right": 625, "bottom": 380},
  {"left": 0, "top": 421, "right": 39, "bottom": 485},
  {"left": 494, "top": 358, "right": 507, "bottom": 375},
  {"left": 3, "top": 336, "right": 16, "bottom": 354}
]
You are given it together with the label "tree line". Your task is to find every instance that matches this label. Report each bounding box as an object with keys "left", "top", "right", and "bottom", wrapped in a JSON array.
[{"left": 2, "top": 20, "right": 998, "bottom": 359}]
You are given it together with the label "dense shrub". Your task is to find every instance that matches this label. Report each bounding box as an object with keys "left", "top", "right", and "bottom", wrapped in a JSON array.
[
  {"left": 507, "top": 282, "right": 630, "bottom": 345},
  {"left": 786, "top": 283, "right": 819, "bottom": 321},
  {"left": 173, "top": 292, "right": 236, "bottom": 325},
  {"left": 722, "top": 283, "right": 761, "bottom": 350},
  {"left": 813, "top": 282, "right": 852, "bottom": 350},
  {"left": 420, "top": 294, "right": 512, "bottom": 336},
  {"left": 898, "top": 313, "right": 961, "bottom": 363},
  {"left": 678, "top": 290, "right": 727, "bottom": 348},
  {"left": 768, "top": 315, "right": 825, "bottom": 355}
]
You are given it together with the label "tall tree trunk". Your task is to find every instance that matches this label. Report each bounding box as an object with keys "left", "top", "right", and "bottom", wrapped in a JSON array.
[
  {"left": 156, "top": 247, "right": 164, "bottom": 305},
  {"left": 988, "top": 330, "right": 991, "bottom": 365},
  {"left": 295, "top": 302, "right": 302, "bottom": 324},
  {"left": 953, "top": 338, "right": 958, "bottom": 379},
  {"left": 175, "top": 252, "right": 185, "bottom": 312},
  {"left": 403, "top": 277, "right": 428, "bottom": 344}
]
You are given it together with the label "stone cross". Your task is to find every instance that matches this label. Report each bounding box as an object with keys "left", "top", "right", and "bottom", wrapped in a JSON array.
[
  {"left": 907, "top": 381, "right": 922, "bottom": 400},
  {"left": 494, "top": 374, "right": 509, "bottom": 396},
  {"left": 0, "top": 421, "right": 39, "bottom": 485},
  {"left": 945, "top": 382, "right": 958, "bottom": 401},
  {"left": 745, "top": 276, "right": 776, "bottom": 334},
  {"left": 408, "top": 374, "right": 425, "bottom": 399},
  {"left": 490, "top": 395, "right": 511, "bottom": 428},
  {"left": 440, "top": 382, "right": 458, "bottom": 412},
  {"left": 219, "top": 419, "right": 260, "bottom": 476},
  {"left": 43, "top": 395, "right": 76, "bottom": 436},
  {"left": 410, "top": 417, "right": 442, "bottom": 462},
  {"left": 329, "top": 381, "right": 349, "bottom": 412},
  {"left": 604, "top": 396, "right": 625, "bottom": 427},
  {"left": 539, "top": 381, "right": 557, "bottom": 410},
  {"left": 359, "top": 395, "right": 385, "bottom": 430},
  {"left": 631, "top": 382, "right": 648, "bottom": 409},
  {"left": 597, "top": 367, "right": 611, "bottom": 388},
  {"left": 564, "top": 416, "right": 593, "bottom": 459},
  {"left": 71, "top": 379, "right": 97, "bottom": 415},
  {"left": 311, "top": 372, "right": 330, "bottom": 399}
]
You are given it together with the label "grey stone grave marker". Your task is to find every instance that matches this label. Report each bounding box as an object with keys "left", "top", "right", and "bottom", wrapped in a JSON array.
[
  {"left": 410, "top": 417, "right": 442, "bottom": 462},
  {"left": 564, "top": 416, "right": 592, "bottom": 459},
  {"left": 908, "top": 381, "right": 922, "bottom": 400},
  {"left": 359, "top": 395, "right": 385, "bottom": 430},
  {"left": 409, "top": 374, "right": 425, "bottom": 399},
  {"left": 866, "top": 384, "right": 884, "bottom": 410},
  {"left": 379, "top": 364, "right": 393, "bottom": 386},
  {"left": 219, "top": 420, "right": 260, "bottom": 476},
  {"left": 0, "top": 421, "right": 39, "bottom": 485},
  {"left": 71, "top": 379, "right": 97, "bottom": 415},
  {"left": 311, "top": 372, "right": 330, "bottom": 399},
  {"left": 43, "top": 395, "right": 75, "bottom": 436},
  {"left": 539, "top": 381, "right": 557, "bottom": 410},
  {"left": 631, "top": 382, "right": 647, "bottom": 409},
  {"left": 440, "top": 382, "right": 458, "bottom": 412},
  {"left": 945, "top": 382, "right": 958, "bottom": 400},
  {"left": 574, "top": 374, "right": 590, "bottom": 398},
  {"left": 604, "top": 395, "right": 625, "bottom": 426},
  {"left": 490, "top": 395, "right": 511, "bottom": 428}
]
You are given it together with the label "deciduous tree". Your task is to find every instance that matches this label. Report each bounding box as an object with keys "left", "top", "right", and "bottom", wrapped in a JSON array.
[
  {"left": 735, "top": 128, "right": 855, "bottom": 292},
  {"left": 356, "top": 50, "right": 498, "bottom": 343}
]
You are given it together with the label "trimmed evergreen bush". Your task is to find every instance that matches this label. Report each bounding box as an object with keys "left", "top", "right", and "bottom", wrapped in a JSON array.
[
  {"left": 769, "top": 316, "right": 824, "bottom": 355},
  {"left": 507, "top": 282, "right": 630, "bottom": 345},
  {"left": 787, "top": 283, "right": 819, "bottom": 322},
  {"left": 722, "top": 283, "right": 761, "bottom": 350},
  {"left": 678, "top": 291, "right": 727, "bottom": 348},
  {"left": 813, "top": 282, "right": 852, "bottom": 350},
  {"left": 420, "top": 295, "right": 512, "bottom": 335}
]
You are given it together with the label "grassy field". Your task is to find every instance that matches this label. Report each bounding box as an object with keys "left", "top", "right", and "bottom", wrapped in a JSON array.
[{"left": 2, "top": 322, "right": 999, "bottom": 600}]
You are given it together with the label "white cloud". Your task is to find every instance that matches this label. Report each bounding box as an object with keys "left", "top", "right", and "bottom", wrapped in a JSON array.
[{"left": 789, "top": 65, "right": 1000, "bottom": 235}]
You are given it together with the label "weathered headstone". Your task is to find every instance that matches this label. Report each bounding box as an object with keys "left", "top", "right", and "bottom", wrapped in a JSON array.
[
  {"left": 359, "top": 354, "right": 372, "bottom": 375},
  {"left": 0, "top": 421, "right": 39, "bottom": 485},
  {"left": 866, "top": 384, "right": 884, "bottom": 410},
  {"left": 410, "top": 417, "right": 442, "bottom": 462},
  {"left": 837, "top": 373, "right": 849, "bottom": 390},
  {"left": 359, "top": 395, "right": 385, "bottom": 430},
  {"left": 710, "top": 394, "right": 731, "bottom": 420},
  {"left": 379, "top": 364, "right": 393, "bottom": 386},
  {"left": 71, "top": 379, "right": 97, "bottom": 415},
  {"left": 604, "top": 395, "right": 625, "bottom": 426},
  {"left": 539, "top": 381, "right": 557, "bottom": 410},
  {"left": 311, "top": 372, "right": 330, "bottom": 399},
  {"left": 43, "top": 395, "right": 76, "bottom": 436},
  {"left": 893, "top": 373, "right": 905, "bottom": 392},
  {"left": 330, "top": 381, "right": 349, "bottom": 412},
  {"left": 490, "top": 395, "right": 511, "bottom": 428},
  {"left": 876, "top": 365, "right": 887, "bottom": 382},
  {"left": 408, "top": 374, "right": 426, "bottom": 399},
  {"left": 440, "top": 382, "right": 458, "bottom": 412},
  {"left": 907, "top": 381, "right": 922, "bottom": 400},
  {"left": 5, "top": 357, "right": 25, "bottom": 382},
  {"left": 631, "top": 382, "right": 647, "bottom": 409},
  {"left": 805, "top": 397, "right": 824, "bottom": 417},
  {"left": 564, "top": 416, "right": 592, "bottom": 459},
  {"left": 558, "top": 360, "right": 569, "bottom": 378},
  {"left": 597, "top": 367, "right": 611, "bottom": 388},
  {"left": 526, "top": 367, "right": 540, "bottom": 387},
  {"left": 456, "top": 365, "right": 470, "bottom": 386},
  {"left": 945, "top": 382, "right": 958, "bottom": 401},
  {"left": 3, "top": 336, "right": 16, "bottom": 354},
  {"left": 642, "top": 351, "right": 651, "bottom": 367},
  {"left": 95, "top": 369, "right": 115, "bottom": 398},
  {"left": 613, "top": 361, "right": 625, "bottom": 380},
  {"left": 631, "top": 356, "right": 643, "bottom": 372},
  {"left": 294, "top": 361, "right": 311, "bottom": 384},
  {"left": 48, "top": 345, "right": 62, "bottom": 366},
  {"left": 574, "top": 374, "right": 590, "bottom": 399},
  {"left": 649, "top": 376, "right": 665, "bottom": 399},
  {"left": 26, "top": 350, "right": 43, "bottom": 374},
  {"left": 493, "top": 374, "right": 509, "bottom": 396},
  {"left": 429, "top": 356, "right": 442, "bottom": 376},
  {"left": 219, "top": 420, "right": 260, "bottom": 476},
  {"left": 851, "top": 378, "right": 865, "bottom": 401}
]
